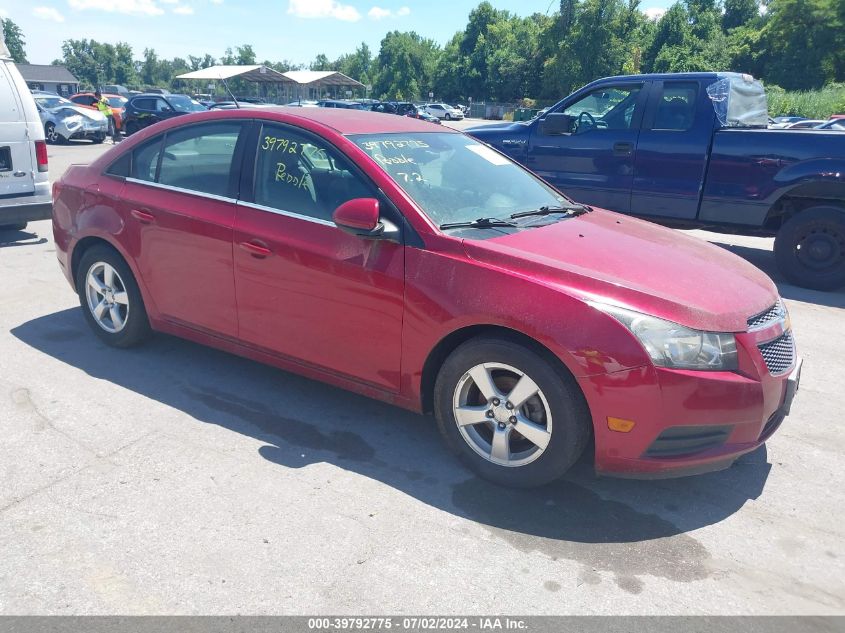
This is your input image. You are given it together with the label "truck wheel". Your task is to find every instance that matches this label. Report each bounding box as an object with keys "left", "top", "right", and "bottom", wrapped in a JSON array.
[
  {"left": 774, "top": 206, "right": 845, "bottom": 291},
  {"left": 433, "top": 336, "right": 590, "bottom": 488},
  {"left": 76, "top": 245, "right": 151, "bottom": 348}
]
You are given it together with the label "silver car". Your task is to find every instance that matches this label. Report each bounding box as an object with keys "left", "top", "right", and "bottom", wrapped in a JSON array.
[{"left": 32, "top": 92, "right": 108, "bottom": 144}]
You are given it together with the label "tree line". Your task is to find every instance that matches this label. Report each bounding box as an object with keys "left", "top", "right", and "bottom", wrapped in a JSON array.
[{"left": 4, "top": 0, "right": 843, "bottom": 102}]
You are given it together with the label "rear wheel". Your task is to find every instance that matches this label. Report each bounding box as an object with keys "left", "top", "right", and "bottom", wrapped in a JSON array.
[
  {"left": 774, "top": 206, "right": 845, "bottom": 291},
  {"left": 434, "top": 336, "right": 590, "bottom": 487},
  {"left": 92, "top": 134, "right": 105, "bottom": 144},
  {"left": 76, "top": 245, "right": 151, "bottom": 348}
]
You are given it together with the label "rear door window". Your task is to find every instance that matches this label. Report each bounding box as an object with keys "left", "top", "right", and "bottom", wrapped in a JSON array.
[
  {"left": 132, "top": 98, "right": 156, "bottom": 111},
  {"left": 157, "top": 122, "right": 243, "bottom": 196}
]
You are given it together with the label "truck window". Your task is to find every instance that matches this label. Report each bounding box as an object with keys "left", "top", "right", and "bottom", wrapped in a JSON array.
[
  {"left": 562, "top": 85, "right": 642, "bottom": 133},
  {"left": 652, "top": 82, "right": 698, "bottom": 131}
]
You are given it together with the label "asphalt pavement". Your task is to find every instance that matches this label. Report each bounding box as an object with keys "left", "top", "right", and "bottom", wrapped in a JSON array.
[{"left": 0, "top": 137, "right": 843, "bottom": 615}]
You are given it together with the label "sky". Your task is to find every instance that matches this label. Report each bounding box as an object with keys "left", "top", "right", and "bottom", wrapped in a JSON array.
[{"left": 1, "top": 0, "right": 672, "bottom": 67}]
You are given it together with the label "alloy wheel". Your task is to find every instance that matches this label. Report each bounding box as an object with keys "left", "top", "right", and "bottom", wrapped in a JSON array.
[
  {"left": 84, "top": 261, "right": 130, "bottom": 334},
  {"left": 452, "top": 362, "right": 553, "bottom": 467}
]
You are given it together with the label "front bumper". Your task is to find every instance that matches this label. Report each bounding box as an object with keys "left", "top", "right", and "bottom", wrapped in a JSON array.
[
  {"left": 63, "top": 121, "right": 107, "bottom": 140},
  {"left": 582, "top": 354, "right": 802, "bottom": 479}
]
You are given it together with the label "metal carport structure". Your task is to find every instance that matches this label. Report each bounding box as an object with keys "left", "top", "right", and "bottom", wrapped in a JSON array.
[{"left": 175, "top": 65, "right": 295, "bottom": 103}]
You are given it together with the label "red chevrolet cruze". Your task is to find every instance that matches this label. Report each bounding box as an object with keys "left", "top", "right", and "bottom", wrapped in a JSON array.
[{"left": 52, "top": 108, "right": 801, "bottom": 487}]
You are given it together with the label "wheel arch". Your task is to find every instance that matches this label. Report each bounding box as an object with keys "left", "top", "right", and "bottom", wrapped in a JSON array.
[
  {"left": 764, "top": 180, "right": 845, "bottom": 232},
  {"left": 70, "top": 236, "right": 131, "bottom": 293},
  {"left": 419, "top": 324, "right": 585, "bottom": 416}
]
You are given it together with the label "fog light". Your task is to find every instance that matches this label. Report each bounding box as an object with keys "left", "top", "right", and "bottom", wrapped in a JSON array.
[{"left": 607, "top": 417, "right": 636, "bottom": 433}]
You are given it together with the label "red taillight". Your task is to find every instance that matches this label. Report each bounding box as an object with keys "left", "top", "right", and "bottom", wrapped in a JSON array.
[{"left": 35, "top": 140, "right": 48, "bottom": 173}]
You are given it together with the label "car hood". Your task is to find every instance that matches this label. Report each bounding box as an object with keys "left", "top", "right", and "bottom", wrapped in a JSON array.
[{"left": 461, "top": 210, "right": 778, "bottom": 332}]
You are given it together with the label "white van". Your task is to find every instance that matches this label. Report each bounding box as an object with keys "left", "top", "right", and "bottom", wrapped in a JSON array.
[{"left": 0, "top": 40, "right": 50, "bottom": 230}]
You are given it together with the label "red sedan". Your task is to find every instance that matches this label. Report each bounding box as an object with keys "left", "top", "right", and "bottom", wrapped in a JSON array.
[{"left": 51, "top": 108, "right": 801, "bottom": 487}]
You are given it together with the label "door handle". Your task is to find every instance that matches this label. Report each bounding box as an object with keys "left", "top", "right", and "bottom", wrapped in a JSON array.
[
  {"left": 613, "top": 142, "right": 634, "bottom": 157},
  {"left": 239, "top": 240, "right": 272, "bottom": 258},
  {"left": 130, "top": 209, "right": 155, "bottom": 224}
]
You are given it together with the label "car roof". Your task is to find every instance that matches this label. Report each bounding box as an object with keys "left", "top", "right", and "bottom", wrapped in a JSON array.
[{"left": 138, "top": 106, "right": 460, "bottom": 135}]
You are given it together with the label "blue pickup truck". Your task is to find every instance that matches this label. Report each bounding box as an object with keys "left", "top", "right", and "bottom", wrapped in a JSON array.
[{"left": 467, "top": 72, "right": 845, "bottom": 291}]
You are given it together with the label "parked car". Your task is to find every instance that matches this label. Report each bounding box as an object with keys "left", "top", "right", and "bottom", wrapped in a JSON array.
[
  {"left": 121, "top": 93, "right": 207, "bottom": 135},
  {"left": 52, "top": 107, "right": 801, "bottom": 487},
  {"left": 32, "top": 92, "right": 108, "bottom": 144},
  {"left": 0, "top": 44, "right": 50, "bottom": 230},
  {"left": 786, "top": 119, "right": 825, "bottom": 129},
  {"left": 815, "top": 119, "right": 845, "bottom": 131},
  {"left": 769, "top": 116, "right": 806, "bottom": 129},
  {"left": 69, "top": 92, "right": 128, "bottom": 131},
  {"left": 284, "top": 100, "right": 319, "bottom": 107},
  {"left": 424, "top": 103, "right": 464, "bottom": 121},
  {"left": 468, "top": 72, "right": 845, "bottom": 291},
  {"left": 102, "top": 84, "right": 130, "bottom": 98},
  {"left": 404, "top": 106, "right": 442, "bottom": 124},
  {"left": 317, "top": 100, "right": 366, "bottom": 110}
]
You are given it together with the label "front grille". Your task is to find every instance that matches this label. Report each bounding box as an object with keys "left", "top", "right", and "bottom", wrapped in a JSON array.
[
  {"left": 747, "top": 299, "right": 785, "bottom": 330},
  {"left": 643, "top": 425, "right": 733, "bottom": 458},
  {"left": 759, "top": 331, "right": 795, "bottom": 376}
]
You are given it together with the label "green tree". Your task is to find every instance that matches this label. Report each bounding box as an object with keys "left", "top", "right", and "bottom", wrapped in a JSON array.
[
  {"left": 2, "top": 19, "right": 27, "bottom": 63},
  {"left": 373, "top": 31, "right": 440, "bottom": 100},
  {"left": 722, "top": 0, "right": 759, "bottom": 31},
  {"left": 755, "top": 0, "right": 840, "bottom": 89},
  {"left": 310, "top": 54, "right": 331, "bottom": 71}
]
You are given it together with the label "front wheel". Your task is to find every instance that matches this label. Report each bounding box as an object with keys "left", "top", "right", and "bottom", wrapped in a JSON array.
[
  {"left": 445, "top": 113, "right": 452, "bottom": 121},
  {"left": 774, "top": 206, "right": 845, "bottom": 291},
  {"left": 434, "top": 336, "right": 591, "bottom": 487},
  {"left": 45, "top": 122, "right": 63, "bottom": 145},
  {"left": 76, "top": 245, "right": 151, "bottom": 347}
]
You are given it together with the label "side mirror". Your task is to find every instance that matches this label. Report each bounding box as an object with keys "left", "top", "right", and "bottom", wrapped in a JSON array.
[
  {"left": 333, "top": 198, "right": 384, "bottom": 238},
  {"left": 540, "top": 113, "right": 574, "bottom": 136}
]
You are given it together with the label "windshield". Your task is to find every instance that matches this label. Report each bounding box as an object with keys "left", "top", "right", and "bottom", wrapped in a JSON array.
[
  {"left": 168, "top": 95, "right": 207, "bottom": 112},
  {"left": 107, "top": 96, "right": 127, "bottom": 108},
  {"left": 35, "top": 95, "right": 73, "bottom": 109},
  {"left": 351, "top": 133, "right": 567, "bottom": 227}
]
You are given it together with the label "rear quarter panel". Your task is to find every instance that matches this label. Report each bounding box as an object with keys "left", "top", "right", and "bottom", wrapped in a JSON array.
[{"left": 700, "top": 129, "right": 845, "bottom": 226}]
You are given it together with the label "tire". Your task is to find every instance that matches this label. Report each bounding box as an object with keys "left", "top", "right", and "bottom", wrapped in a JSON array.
[
  {"left": 445, "top": 113, "right": 452, "bottom": 121},
  {"left": 92, "top": 134, "right": 105, "bottom": 144},
  {"left": 433, "top": 336, "right": 591, "bottom": 488},
  {"left": 44, "top": 122, "right": 62, "bottom": 145},
  {"left": 774, "top": 206, "right": 845, "bottom": 291},
  {"left": 76, "top": 245, "right": 151, "bottom": 348}
]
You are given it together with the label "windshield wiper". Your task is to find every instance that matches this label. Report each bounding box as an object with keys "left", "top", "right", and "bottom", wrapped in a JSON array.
[
  {"left": 439, "top": 217, "right": 519, "bottom": 230},
  {"left": 510, "top": 204, "right": 591, "bottom": 219}
]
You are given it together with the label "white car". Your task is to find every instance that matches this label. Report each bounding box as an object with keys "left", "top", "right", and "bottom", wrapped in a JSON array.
[
  {"left": 424, "top": 103, "right": 464, "bottom": 121},
  {"left": 32, "top": 92, "right": 108, "bottom": 144},
  {"left": 0, "top": 48, "right": 51, "bottom": 230}
]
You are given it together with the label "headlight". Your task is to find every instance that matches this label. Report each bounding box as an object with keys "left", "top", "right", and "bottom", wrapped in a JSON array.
[{"left": 591, "top": 303, "right": 738, "bottom": 371}]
